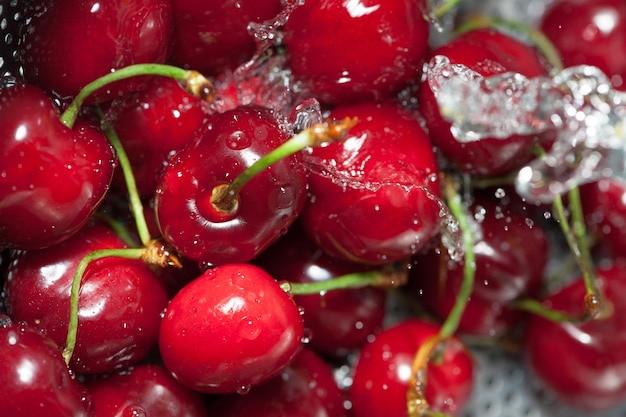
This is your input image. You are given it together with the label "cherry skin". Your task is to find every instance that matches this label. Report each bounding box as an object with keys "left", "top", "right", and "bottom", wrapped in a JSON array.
[
  {"left": 4, "top": 220, "right": 170, "bottom": 374},
  {"left": 254, "top": 223, "right": 387, "bottom": 357},
  {"left": 283, "top": 0, "right": 430, "bottom": 105},
  {"left": 168, "top": 0, "right": 284, "bottom": 76},
  {"left": 107, "top": 76, "right": 213, "bottom": 197},
  {"left": 0, "top": 316, "right": 91, "bottom": 417},
  {"left": 299, "top": 101, "right": 441, "bottom": 265},
  {"left": 418, "top": 28, "right": 552, "bottom": 177},
  {"left": 158, "top": 263, "right": 305, "bottom": 394},
  {"left": 411, "top": 188, "right": 548, "bottom": 337},
  {"left": 84, "top": 363, "right": 209, "bottom": 417},
  {"left": 350, "top": 318, "right": 474, "bottom": 417},
  {"left": 0, "top": 81, "right": 115, "bottom": 250},
  {"left": 209, "top": 348, "right": 348, "bottom": 417},
  {"left": 19, "top": 0, "right": 173, "bottom": 101},
  {"left": 154, "top": 105, "right": 308, "bottom": 267},
  {"left": 540, "top": 0, "right": 626, "bottom": 90}
]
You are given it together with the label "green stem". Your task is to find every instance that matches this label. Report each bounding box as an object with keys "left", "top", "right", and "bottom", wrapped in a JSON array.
[
  {"left": 431, "top": 0, "right": 462, "bottom": 20},
  {"left": 438, "top": 180, "right": 476, "bottom": 339},
  {"left": 510, "top": 297, "right": 589, "bottom": 323},
  {"left": 280, "top": 266, "right": 405, "bottom": 295},
  {"left": 63, "top": 247, "right": 146, "bottom": 365},
  {"left": 59, "top": 64, "right": 191, "bottom": 129},
  {"left": 98, "top": 109, "right": 152, "bottom": 246}
]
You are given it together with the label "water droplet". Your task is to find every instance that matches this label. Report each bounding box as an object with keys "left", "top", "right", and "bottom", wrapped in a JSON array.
[
  {"left": 122, "top": 405, "right": 147, "bottom": 417},
  {"left": 237, "top": 316, "right": 261, "bottom": 341},
  {"left": 301, "top": 328, "right": 313, "bottom": 344},
  {"left": 226, "top": 130, "right": 251, "bottom": 150},
  {"left": 268, "top": 184, "right": 296, "bottom": 210},
  {"left": 237, "top": 384, "right": 252, "bottom": 395}
]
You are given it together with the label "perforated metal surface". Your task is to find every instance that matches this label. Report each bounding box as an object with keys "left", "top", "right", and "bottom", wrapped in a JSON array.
[{"left": 0, "top": 0, "right": 24, "bottom": 78}]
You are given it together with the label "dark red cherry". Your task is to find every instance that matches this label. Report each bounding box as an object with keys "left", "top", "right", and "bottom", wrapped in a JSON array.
[
  {"left": 254, "top": 223, "right": 387, "bottom": 357},
  {"left": 300, "top": 101, "right": 441, "bottom": 265},
  {"left": 350, "top": 318, "right": 474, "bottom": 417},
  {"left": 418, "top": 28, "right": 552, "bottom": 177},
  {"left": 524, "top": 265, "right": 626, "bottom": 412},
  {"left": 168, "top": 0, "right": 284, "bottom": 76},
  {"left": 159, "top": 263, "right": 305, "bottom": 394},
  {"left": 4, "top": 221, "right": 170, "bottom": 374},
  {"left": 540, "top": 0, "right": 626, "bottom": 89},
  {"left": 154, "top": 105, "right": 307, "bottom": 267},
  {"left": 283, "top": 0, "right": 430, "bottom": 105},
  {"left": 0, "top": 82, "right": 115, "bottom": 250},
  {"left": 19, "top": 0, "right": 173, "bottom": 101},
  {"left": 85, "top": 363, "right": 209, "bottom": 417},
  {"left": 108, "top": 76, "right": 212, "bottom": 197},
  {"left": 0, "top": 317, "right": 91, "bottom": 417},
  {"left": 209, "top": 348, "right": 348, "bottom": 417},
  {"left": 411, "top": 188, "right": 548, "bottom": 337}
]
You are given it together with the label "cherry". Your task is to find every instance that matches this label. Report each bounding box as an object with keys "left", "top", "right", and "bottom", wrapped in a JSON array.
[
  {"left": 411, "top": 188, "right": 548, "bottom": 337},
  {"left": 3, "top": 220, "right": 170, "bottom": 374},
  {"left": 254, "top": 223, "right": 387, "bottom": 357},
  {"left": 168, "top": 0, "right": 284, "bottom": 76},
  {"left": 282, "top": 0, "right": 430, "bottom": 105},
  {"left": 85, "top": 363, "right": 209, "bottom": 417},
  {"left": 158, "top": 262, "right": 305, "bottom": 394},
  {"left": 350, "top": 318, "right": 474, "bottom": 417},
  {"left": 524, "top": 265, "right": 626, "bottom": 412},
  {"left": 107, "top": 76, "right": 213, "bottom": 197},
  {"left": 299, "top": 101, "right": 441, "bottom": 265},
  {"left": 417, "top": 28, "right": 553, "bottom": 177},
  {"left": 154, "top": 105, "right": 308, "bottom": 267},
  {"left": 540, "top": 0, "right": 626, "bottom": 90},
  {"left": 0, "top": 316, "right": 91, "bottom": 417},
  {"left": 0, "top": 81, "right": 115, "bottom": 250},
  {"left": 19, "top": 0, "right": 173, "bottom": 101},
  {"left": 209, "top": 347, "right": 348, "bottom": 417}
]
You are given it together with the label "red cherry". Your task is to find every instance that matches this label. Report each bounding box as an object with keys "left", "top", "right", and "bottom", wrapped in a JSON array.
[
  {"left": 19, "top": 0, "right": 173, "bottom": 101},
  {"left": 209, "top": 348, "right": 348, "bottom": 417},
  {"left": 411, "top": 188, "right": 548, "bottom": 337},
  {"left": 158, "top": 263, "right": 305, "bottom": 394},
  {"left": 350, "top": 318, "right": 474, "bottom": 417},
  {"left": 107, "top": 76, "right": 212, "bottom": 197},
  {"left": 300, "top": 101, "right": 441, "bottom": 264},
  {"left": 0, "top": 82, "right": 115, "bottom": 250},
  {"left": 283, "top": 0, "right": 430, "bottom": 105},
  {"left": 4, "top": 221, "right": 170, "bottom": 374},
  {"left": 418, "top": 28, "right": 552, "bottom": 176},
  {"left": 154, "top": 105, "right": 308, "bottom": 267},
  {"left": 254, "top": 223, "right": 387, "bottom": 357},
  {"left": 168, "top": 0, "right": 284, "bottom": 76},
  {"left": 85, "top": 363, "right": 209, "bottom": 417},
  {"left": 540, "top": 0, "right": 626, "bottom": 89},
  {"left": 524, "top": 265, "right": 626, "bottom": 412},
  {"left": 0, "top": 317, "right": 91, "bottom": 417}
]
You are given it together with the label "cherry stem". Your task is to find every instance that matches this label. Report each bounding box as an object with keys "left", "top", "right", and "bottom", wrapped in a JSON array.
[
  {"left": 97, "top": 108, "right": 152, "bottom": 247},
  {"left": 431, "top": 0, "right": 462, "bottom": 20},
  {"left": 211, "top": 117, "right": 358, "bottom": 212},
  {"left": 63, "top": 247, "right": 145, "bottom": 365},
  {"left": 510, "top": 297, "right": 590, "bottom": 323},
  {"left": 279, "top": 264, "right": 407, "bottom": 295},
  {"left": 438, "top": 178, "right": 476, "bottom": 339},
  {"left": 59, "top": 63, "right": 211, "bottom": 129}
]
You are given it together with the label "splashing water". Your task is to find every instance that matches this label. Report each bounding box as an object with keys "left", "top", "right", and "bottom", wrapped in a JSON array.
[{"left": 427, "top": 55, "right": 626, "bottom": 203}]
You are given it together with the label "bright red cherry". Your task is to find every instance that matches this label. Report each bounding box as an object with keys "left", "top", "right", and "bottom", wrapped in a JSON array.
[
  {"left": 159, "top": 263, "right": 305, "bottom": 394},
  {"left": 19, "top": 0, "right": 173, "bottom": 101},
  {"left": 85, "top": 363, "right": 209, "bottom": 417},
  {"left": 283, "top": 0, "right": 430, "bottom": 105},
  {"left": 4, "top": 221, "right": 170, "bottom": 374},
  {"left": 0, "top": 317, "right": 91, "bottom": 417},
  {"left": 524, "top": 265, "right": 626, "bottom": 412},
  {"left": 299, "top": 101, "right": 441, "bottom": 265},
  {"left": 350, "top": 318, "right": 474, "bottom": 417},
  {"left": 154, "top": 105, "right": 308, "bottom": 267},
  {"left": 0, "top": 81, "right": 115, "bottom": 250},
  {"left": 540, "top": 0, "right": 626, "bottom": 89},
  {"left": 418, "top": 28, "right": 553, "bottom": 177}
]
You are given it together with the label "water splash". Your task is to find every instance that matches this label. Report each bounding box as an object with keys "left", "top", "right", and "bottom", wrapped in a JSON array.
[{"left": 427, "top": 55, "right": 626, "bottom": 203}]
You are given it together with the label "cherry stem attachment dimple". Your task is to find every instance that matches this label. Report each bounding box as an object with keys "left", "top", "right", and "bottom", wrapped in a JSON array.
[
  {"left": 59, "top": 63, "right": 212, "bottom": 129},
  {"left": 279, "top": 263, "right": 407, "bottom": 295},
  {"left": 211, "top": 117, "right": 358, "bottom": 212}
]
